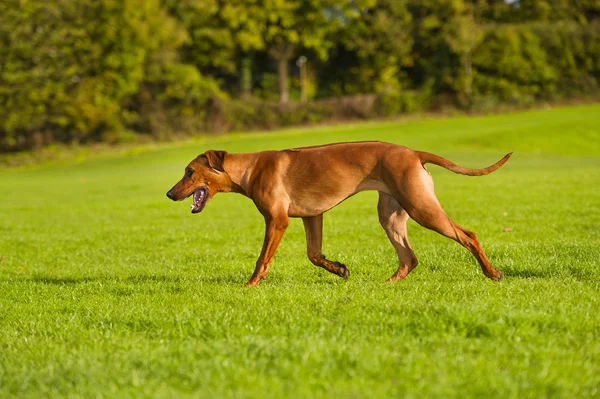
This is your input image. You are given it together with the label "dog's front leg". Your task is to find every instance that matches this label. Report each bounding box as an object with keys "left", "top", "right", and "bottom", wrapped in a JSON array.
[{"left": 246, "top": 214, "right": 290, "bottom": 287}]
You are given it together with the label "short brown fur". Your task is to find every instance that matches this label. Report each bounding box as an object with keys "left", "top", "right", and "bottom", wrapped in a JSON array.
[{"left": 167, "top": 141, "right": 512, "bottom": 286}]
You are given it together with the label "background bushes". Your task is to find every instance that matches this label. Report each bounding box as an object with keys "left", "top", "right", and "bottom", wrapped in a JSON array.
[{"left": 0, "top": 0, "right": 598, "bottom": 152}]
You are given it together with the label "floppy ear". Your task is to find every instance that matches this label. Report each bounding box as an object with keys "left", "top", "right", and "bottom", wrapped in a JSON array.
[{"left": 203, "top": 150, "right": 228, "bottom": 172}]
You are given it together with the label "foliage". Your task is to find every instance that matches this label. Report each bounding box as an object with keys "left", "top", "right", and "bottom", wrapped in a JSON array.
[
  {"left": 0, "top": 0, "right": 219, "bottom": 150},
  {"left": 442, "top": 3, "right": 484, "bottom": 107},
  {"left": 319, "top": 0, "right": 413, "bottom": 96},
  {"left": 531, "top": 20, "right": 600, "bottom": 97},
  {"left": 472, "top": 20, "right": 600, "bottom": 105},
  {"left": 472, "top": 25, "right": 557, "bottom": 105},
  {"left": 206, "top": 94, "right": 382, "bottom": 132},
  {"left": 0, "top": 0, "right": 598, "bottom": 151}
]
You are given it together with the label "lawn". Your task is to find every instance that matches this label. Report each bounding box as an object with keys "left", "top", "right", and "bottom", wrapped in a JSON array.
[{"left": 1, "top": 104, "right": 599, "bottom": 398}]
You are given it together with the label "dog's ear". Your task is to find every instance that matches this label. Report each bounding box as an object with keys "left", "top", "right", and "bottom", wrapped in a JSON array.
[{"left": 203, "top": 150, "right": 228, "bottom": 172}]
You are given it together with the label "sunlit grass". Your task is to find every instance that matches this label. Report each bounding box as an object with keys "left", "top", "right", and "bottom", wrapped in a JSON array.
[{"left": 1, "top": 104, "right": 599, "bottom": 398}]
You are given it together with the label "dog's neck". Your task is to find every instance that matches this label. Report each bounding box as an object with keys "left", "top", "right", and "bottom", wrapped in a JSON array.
[{"left": 222, "top": 152, "right": 259, "bottom": 196}]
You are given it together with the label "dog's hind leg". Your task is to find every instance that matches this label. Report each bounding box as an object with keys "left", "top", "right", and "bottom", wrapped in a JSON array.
[
  {"left": 392, "top": 167, "right": 503, "bottom": 281},
  {"left": 377, "top": 192, "right": 419, "bottom": 282},
  {"left": 302, "top": 215, "right": 349, "bottom": 279}
]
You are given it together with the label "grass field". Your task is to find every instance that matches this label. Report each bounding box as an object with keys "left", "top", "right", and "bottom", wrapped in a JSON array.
[{"left": 1, "top": 104, "right": 599, "bottom": 398}]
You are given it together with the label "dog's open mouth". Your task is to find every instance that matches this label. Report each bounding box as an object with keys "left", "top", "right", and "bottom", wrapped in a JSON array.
[{"left": 190, "top": 187, "right": 208, "bottom": 214}]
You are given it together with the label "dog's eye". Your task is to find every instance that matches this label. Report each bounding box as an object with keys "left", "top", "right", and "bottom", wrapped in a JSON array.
[{"left": 186, "top": 169, "right": 194, "bottom": 178}]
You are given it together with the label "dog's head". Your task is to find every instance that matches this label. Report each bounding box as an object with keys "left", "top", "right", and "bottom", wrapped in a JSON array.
[{"left": 166, "top": 150, "right": 230, "bottom": 213}]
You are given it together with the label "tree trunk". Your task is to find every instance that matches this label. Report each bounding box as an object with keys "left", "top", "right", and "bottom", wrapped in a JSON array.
[
  {"left": 240, "top": 55, "right": 252, "bottom": 100},
  {"left": 464, "top": 51, "right": 473, "bottom": 108},
  {"left": 297, "top": 56, "right": 307, "bottom": 103},
  {"left": 277, "top": 56, "right": 289, "bottom": 104},
  {"left": 270, "top": 41, "right": 294, "bottom": 104}
]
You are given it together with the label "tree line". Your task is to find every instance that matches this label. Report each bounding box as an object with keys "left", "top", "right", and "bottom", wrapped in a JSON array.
[{"left": 1, "top": 0, "right": 598, "bottom": 151}]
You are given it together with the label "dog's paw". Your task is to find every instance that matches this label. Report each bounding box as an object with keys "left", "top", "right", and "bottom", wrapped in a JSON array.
[
  {"left": 333, "top": 262, "right": 350, "bottom": 279},
  {"left": 485, "top": 269, "right": 504, "bottom": 281},
  {"left": 340, "top": 268, "right": 350, "bottom": 279}
]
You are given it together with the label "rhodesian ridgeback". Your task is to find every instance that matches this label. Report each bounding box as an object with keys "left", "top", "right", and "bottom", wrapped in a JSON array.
[{"left": 166, "top": 141, "right": 511, "bottom": 286}]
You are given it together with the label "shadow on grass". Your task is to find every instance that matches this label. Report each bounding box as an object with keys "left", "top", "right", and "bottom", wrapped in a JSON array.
[
  {"left": 26, "top": 276, "right": 101, "bottom": 285},
  {"left": 4, "top": 273, "right": 245, "bottom": 286},
  {"left": 502, "top": 266, "right": 597, "bottom": 281},
  {"left": 9, "top": 267, "right": 594, "bottom": 285},
  {"left": 126, "top": 275, "right": 187, "bottom": 283},
  {"left": 6, "top": 275, "right": 186, "bottom": 285},
  {"left": 502, "top": 268, "right": 553, "bottom": 279}
]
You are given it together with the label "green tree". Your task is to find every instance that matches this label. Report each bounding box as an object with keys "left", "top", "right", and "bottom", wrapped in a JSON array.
[
  {"left": 0, "top": 0, "right": 200, "bottom": 149},
  {"left": 443, "top": 2, "right": 485, "bottom": 107},
  {"left": 326, "top": 0, "right": 413, "bottom": 95},
  {"left": 164, "top": 0, "right": 269, "bottom": 99},
  {"left": 406, "top": 0, "right": 461, "bottom": 101},
  {"left": 257, "top": 0, "right": 353, "bottom": 103},
  {"left": 472, "top": 25, "right": 557, "bottom": 104},
  {"left": 219, "top": 1, "right": 266, "bottom": 98},
  {"left": 162, "top": 1, "right": 236, "bottom": 79}
]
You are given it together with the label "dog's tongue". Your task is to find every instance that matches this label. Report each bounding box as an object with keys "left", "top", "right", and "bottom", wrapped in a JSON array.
[{"left": 190, "top": 189, "right": 205, "bottom": 212}]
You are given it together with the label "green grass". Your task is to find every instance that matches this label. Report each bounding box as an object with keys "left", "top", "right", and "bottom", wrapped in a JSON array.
[{"left": 1, "top": 104, "right": 599, "bottom": 398}]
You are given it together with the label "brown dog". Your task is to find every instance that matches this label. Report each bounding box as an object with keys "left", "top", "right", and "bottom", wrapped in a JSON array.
[{"left": 166, "top": 141, "right": 511, "bottom": 286}]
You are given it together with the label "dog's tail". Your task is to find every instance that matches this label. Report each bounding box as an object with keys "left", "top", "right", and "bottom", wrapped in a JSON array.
[{"left": 416, "top": 151, "right": 513, "bottom": 176}]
